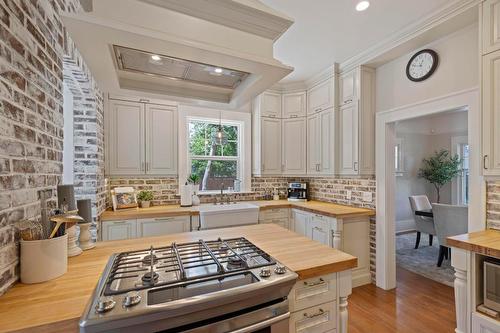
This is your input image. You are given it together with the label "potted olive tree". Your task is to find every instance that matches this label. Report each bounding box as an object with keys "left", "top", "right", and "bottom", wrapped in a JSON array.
[
  {"left": 418, "top": 149, "right": 462, "bottom": 203},
  {"left": 137, "top": 190, "right": 154, "bottom": 208}
]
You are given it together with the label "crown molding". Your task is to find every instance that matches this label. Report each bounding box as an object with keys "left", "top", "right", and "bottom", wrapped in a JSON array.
[
  {"left": 338, "top": 0, "right": 480, "bottom": 73},
  {"left": 138, "top": 0, "right": 294, "bottom": 41}
]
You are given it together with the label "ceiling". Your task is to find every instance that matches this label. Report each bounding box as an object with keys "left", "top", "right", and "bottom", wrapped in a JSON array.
[{"left": 261, "top": 0, "right": 453, "bottom": 83}]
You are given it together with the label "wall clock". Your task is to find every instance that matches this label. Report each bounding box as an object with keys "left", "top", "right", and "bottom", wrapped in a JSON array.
[{"left": 406, "top": 49, "right": 439, "bottom": 82}]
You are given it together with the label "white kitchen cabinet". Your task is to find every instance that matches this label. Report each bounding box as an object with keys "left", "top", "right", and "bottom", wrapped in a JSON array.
[
  {"left": 292, "top": 209, "right": 309, "bottom": 236},
  {"left": 289, "top": 301, "right": 336, "bottom": 333},
  {"left": 145, "top": 104, "right": 177, "bottom": 175},
  {"left": 282, "top": 117, "right": 307, "bottom": 174},
  {"left": 307, "top": 78, "right": 334, "bottom": 115},
  {"left": 482, "top": 50, "right": 500, "bottom": 175},
  {"left": 261, "top": 117, "right": 282, "bottom": 174},
  {"left": 137, "top": 216, "right": 190, "bottom": 237},
  {"left": 259, "top": 208, "right": 290, "bottom": 229},
  {"left": 282, "top": 92, "right": 306, "bottom": 118},
  {"left": 336, "top": 66, "right": 375, "bottom": 176},
  {"left": 472, "top": 312, "right": 500, "bottom": 333},
  {"left": 339, "top": 69, "right": 357, "bottom": 106},
  {"left": 260, "top": 92, "right": 282, "bottom": 118},
  {"left": 108, "top": 100, "right": 145, "bottom": 175},
  {"left": 289, "top": 273, "right": 337, "bottom": 312},
  {"left": 483, "top": 0, "right": 500, "bottom": 55},
  {"left": 107, "top": 97, "right": 178, "bottom": 176},
  {"left": 308, "top": 109, "right": 335, "bottom": 175},
  {"left": 101, "top": 220, "right": 137, "bottom": 241},
  {"left": 309, "top": 214, "right": 331, "bottom": 247}
]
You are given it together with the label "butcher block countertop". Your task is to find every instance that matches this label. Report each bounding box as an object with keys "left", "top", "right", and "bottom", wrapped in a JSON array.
[
  {"left": 100, "top": 199, "right": 375, "bottom": 221},
  {"left": 0, "top": 224, "right": 357, "bottom": 333},
  {"left": 447, "top": 229, "right": 500, "bottom": 258}
]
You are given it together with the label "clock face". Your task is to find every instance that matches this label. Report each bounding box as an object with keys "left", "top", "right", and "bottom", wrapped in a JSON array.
[{"left": 406, "top": 49, "right": 438, "bottom": 82}]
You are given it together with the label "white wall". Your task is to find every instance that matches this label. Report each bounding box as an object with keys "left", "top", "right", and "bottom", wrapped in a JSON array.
[
  {"left": 395, "top": 111, "right": 468, "bottom": 233},
  {"left": 376, "top": 23, "right": 478, "bottom": 112}
]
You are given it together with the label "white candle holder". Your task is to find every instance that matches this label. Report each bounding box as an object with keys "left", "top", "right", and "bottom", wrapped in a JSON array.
[
  {"left": 78, "top": 222, "right": 95, "bottom": 250},
  {"left": 67, "top": 225, "right": 82, "bottom": 257}
]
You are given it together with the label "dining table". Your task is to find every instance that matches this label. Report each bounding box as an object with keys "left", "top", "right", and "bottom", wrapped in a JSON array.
[{"left": 414, "top": 209, "right": 434, "bottom": 218}]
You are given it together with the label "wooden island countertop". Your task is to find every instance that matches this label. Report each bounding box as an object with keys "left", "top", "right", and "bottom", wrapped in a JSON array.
[
  {"left": 100, "top": 199, "right": 376, "bottom": 221},
  {"left": 0, "top": 224, "right": 357, "bottom": 333},
  {"left": 447, "top": 229, "right": 500, "bottom": 258}
]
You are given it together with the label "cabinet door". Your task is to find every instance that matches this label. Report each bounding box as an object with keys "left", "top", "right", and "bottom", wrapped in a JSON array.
[
  {"left": 261, "top": 118, "right": 282, "bottom": 174},
  {"left": 338, "top": 103, "right": 359, "bottom": 175},
  {"left": 282, "top": 118, "right": 307, "bottom": 174},
  {"left": 483, "top": 0, "right": 500, "bottom": 55},
  {"left": 307, "top": 79, "right": 333, "bottom": 115},
  {"left": 145, "top": 104, "right": 177, "bottom": 175},
  {"left": 282, "top": 92, "right": 306, "bottom": 118},
  {"left": 261, "top": 92, "right": 282, "bottom": 118},
  {"left": 472, "top": 312, "right": 500, "bottom": 333},
  {"left": 108, "top": 100, "right": 145, "bottom": 175},
  {"left": 137, "top": 217, "right": 189, "bottom": 237},
  {"left": 292, "top": 209, "right": 310, "bottom": 236},
  {"left": 101, "top": 220, "right": 137, "bottom": 241},
  {"left": 319, "top": 109, "right": 334, "bottom": 174},
  {"left": 307, "top": 113, "right": 321, "bottom": 174},
  {"left": 309, "top": 215, "right": 331, "bottom": 246},
  {"left": 483, "top": 51, "right": 500, "bottom": 175},
  {"left": 339, "top": 69, "right": 357, "bottom": 106}
]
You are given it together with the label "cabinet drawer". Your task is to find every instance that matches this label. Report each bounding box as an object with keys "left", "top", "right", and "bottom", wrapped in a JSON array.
[
  {"left": 101, "top": 219, "right": 137, "bottom": 241},
  {"left": 259, "top": 208, "right": 289, "bottom": 220},
  {"left": 289, "top": 273, "right": 337, "bottom": 312},
  {"left": 290, "top": 301, "right": 336, "bottom": 333},
  {"left": 137, "top": 216, "right": 190, "bottom": 237}
]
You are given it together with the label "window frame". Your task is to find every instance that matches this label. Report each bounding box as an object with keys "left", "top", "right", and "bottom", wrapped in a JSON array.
[
  {"left": 451, "top": 135, "right": 469, "bottom": 205},
  {"left": 394, "top": 138, "right": 405, "bottom": 176}
]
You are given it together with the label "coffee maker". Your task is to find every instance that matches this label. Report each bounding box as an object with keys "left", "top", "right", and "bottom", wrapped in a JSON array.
[{"left": 287, "top": 182, "right": 308, "bottom": 202}]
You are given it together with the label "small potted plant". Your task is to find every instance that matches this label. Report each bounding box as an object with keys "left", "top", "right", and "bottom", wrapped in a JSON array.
[{"left": 137, "top": 190, "right": 154, "bottom": 208}]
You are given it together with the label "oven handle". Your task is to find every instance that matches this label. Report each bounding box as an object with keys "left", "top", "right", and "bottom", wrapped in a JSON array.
[{"left": 228, "top": 312, "right": 290, "bottom": 333}]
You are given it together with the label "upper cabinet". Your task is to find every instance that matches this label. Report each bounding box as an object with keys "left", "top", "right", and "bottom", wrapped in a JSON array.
[
  {"left": 337, "top": 66, "right": 375, "bottom": 176},
  {"left": 482, "top": 1, "right": 500, "bottom": 176},
  {"left": 261, "top": 117, "right": 283, "bottom": 174},
  {"left": 307, "top": 109, "right": 335, "bottom": 175},
  {"left": 260, "top": 92, "right": 282, "bottom": 118},
  {"left": 282, "top": 117, "right": 307, "bottom": 174},
  {"left": 282, "top": 92, "right": 306, "bottom": 118},
  {"left": 482, "top": 0, "right": 500, "bottom": 55},
  {"left": 107, "top": 97, "right": 178, "bottom": 176},
  {"left": 307, "top": 78, "right": 335, "bottom": 115}
]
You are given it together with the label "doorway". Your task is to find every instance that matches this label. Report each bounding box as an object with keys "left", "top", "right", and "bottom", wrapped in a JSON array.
[{"left": 375, "top": 88, "right": 484, "bottom": 290}]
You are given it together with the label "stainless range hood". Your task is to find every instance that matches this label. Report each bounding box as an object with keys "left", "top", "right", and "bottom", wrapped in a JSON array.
[{"left": 64, "top": 0, "right": 294, "bottom": 108}]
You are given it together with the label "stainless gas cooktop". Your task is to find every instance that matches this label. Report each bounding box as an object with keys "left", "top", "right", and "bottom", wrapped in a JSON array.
[{"left": 79, "top": 237, "right": 297, "bottom": 333}]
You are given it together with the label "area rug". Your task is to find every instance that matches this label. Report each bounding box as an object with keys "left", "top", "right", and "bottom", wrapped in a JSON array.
[{"left": 396, "top": 232, "right": 455, "bottom": 287}]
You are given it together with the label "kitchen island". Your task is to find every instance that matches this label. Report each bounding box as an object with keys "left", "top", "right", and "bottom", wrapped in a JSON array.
[{"left": 0, "top": 224, "right": 357, "bottom": 333}]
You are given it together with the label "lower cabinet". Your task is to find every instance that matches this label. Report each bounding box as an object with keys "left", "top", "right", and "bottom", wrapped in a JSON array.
[
  {"left": 309, "top": 214, "right": 332, "bottom": 247},
  {"left": 259, "top": 208, "right": 290, "bottom": 230},
  {"left": 472, "top": 312, "right": 500, "bottom": 333},
  {"left": 292, "top": 209, "right": 310, "bottom": 236},
  {"left": 101, "top": 219, "right": 137, "bottom": 241},
  {"left": 101, "top": 216, "right": 191, "bottom": 241}
]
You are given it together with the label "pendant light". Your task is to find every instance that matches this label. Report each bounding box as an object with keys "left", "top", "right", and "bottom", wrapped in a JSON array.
[{"left": 212, "top": 112, "right": 228, "bottom": 146}]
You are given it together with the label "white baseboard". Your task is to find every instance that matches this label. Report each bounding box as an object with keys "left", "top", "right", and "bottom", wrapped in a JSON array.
[{"left": 352, "top": 271, "right": 372, "bottom": 288}]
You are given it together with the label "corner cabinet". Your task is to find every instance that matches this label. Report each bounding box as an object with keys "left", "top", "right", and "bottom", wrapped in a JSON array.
[
  {"left": 482, "top": 1, "right": 500, "bottom": 176},
  {"left": 107, "top": 97, "right": 178, "bottom": 176},
  {"left": 337, "top": 66, "right": 375, "bottom": 176}
]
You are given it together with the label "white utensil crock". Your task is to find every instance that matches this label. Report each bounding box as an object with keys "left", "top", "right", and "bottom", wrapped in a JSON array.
[{"left": 20, "top": 234, "right": 68, "bottom": 284}]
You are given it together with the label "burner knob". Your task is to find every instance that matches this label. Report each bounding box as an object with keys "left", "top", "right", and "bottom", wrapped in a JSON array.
[
  {"left": 123, "top": 291, "right": 141, "bottom": 307},
  {"left": 274, "top": 264, "right": 287, "bottom": 275},
  {"left": 259, "top": 267, "right": 272, "bottom": 278},
  {"left": 96, "top": 296, "right": 116, "bottom": 313}
]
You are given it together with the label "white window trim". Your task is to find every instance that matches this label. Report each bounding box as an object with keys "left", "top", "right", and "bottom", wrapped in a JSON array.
[
  {"left": 451, "top": 135, "right": 468, "bottom": 205},
  {"left": 178, "top": 105, "right": 252, "bottom": 194},
  {"left": 394, "top": 137, "right": 404, "bottom": 177}
]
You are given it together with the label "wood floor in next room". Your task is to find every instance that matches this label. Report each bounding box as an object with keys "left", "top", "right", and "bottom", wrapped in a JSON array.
[{"left": 349, "top": 267, "right": 456, "bottom": 333}]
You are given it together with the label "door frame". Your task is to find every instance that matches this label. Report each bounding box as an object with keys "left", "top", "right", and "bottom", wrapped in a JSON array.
[{"left": 375, "top": 88, "right": 485, "bottom": 290}]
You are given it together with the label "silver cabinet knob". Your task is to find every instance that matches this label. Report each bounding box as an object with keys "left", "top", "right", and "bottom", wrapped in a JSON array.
[
  {"left": 123, "top": 291, "right": 141, "bottom": 307},
  {"left": 274, "top": 264, "right": 287, "bottom": 275},
  {"left": 259, "top": 267, "right": 272, "bottom": 278},
  {"left": 96, "top": 296, "right": 116, "bottom": 313}
]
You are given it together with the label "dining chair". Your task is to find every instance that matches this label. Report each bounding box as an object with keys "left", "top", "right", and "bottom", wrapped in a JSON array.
[
  {"left": 409, "top": 195, "right": 436, "bottom": 249},
  {"left": 432, "top": 203, "right": 468, "bottom": 267}
]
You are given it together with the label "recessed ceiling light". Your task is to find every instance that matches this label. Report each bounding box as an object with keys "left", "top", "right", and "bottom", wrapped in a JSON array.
[
  {"left": 214, "top": 67, "right": 223, "bottom": 73},
  {"left": 356, "top": 1, "right": 370, "bottom": 11},
  {"left": 151, "top": 54, "right": 161, "bottom": 61}
]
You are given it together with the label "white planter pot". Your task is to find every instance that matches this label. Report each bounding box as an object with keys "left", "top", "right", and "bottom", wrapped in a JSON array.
[{"left": 141, "top": 201, "right": 151, "bottom": 208}]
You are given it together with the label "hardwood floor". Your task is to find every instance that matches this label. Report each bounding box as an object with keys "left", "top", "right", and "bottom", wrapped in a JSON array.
[{"left": 349, "top": 267, "right": 456, "bottom": 333}]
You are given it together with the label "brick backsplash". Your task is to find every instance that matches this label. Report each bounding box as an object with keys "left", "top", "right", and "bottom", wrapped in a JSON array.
[
  {"left": 487, "top": 181, "right": 500, "bottom": 230},
  {"left": 0, "top": 0, "right": 104, "bottom": 294}
]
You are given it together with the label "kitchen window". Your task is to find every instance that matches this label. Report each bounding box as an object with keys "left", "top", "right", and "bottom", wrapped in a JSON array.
[{"left": 188, "top": 120, "right": 241, "bottom": 192}]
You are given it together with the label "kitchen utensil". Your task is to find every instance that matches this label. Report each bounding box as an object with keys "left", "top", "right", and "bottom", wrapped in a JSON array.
[
  {"left": 17, "top": 219, "right": 43, "bottom": 241},
  {"left": 49, "top": 214, "right": 84, "bottom": 239}
]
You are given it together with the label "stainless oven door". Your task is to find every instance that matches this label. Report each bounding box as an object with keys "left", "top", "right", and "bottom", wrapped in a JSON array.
[{"left": 180, "top": 299, "right": 290, "bottom": 333}]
